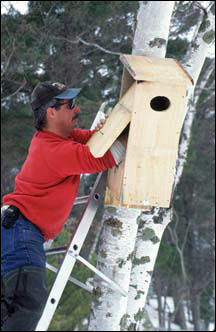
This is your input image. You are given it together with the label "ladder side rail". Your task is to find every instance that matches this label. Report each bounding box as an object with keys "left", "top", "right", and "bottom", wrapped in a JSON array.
[{"left": 35, "top": 172, "right": 105, "bottom": 331}]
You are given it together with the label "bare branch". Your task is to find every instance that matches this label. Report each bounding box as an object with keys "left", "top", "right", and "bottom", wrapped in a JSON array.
[
  {"left": 167, "top": 207, "right": 192, "bottom": 283},
  {"left": 78, "top": 37, "right": 121, "bottom": 56},
  {"left": 1, "top": 80, "right": 27, "bottom": 101},
  {"left": 45, "top": 34, "right": 121, "bottom": 56},
  {"left": 193, "top": 2, "right": 208, "bottom": 15},
  {"left": 1, "top": 39, "right": 16, "bottom": 78},
  {"left": 49, "top": 35, "right": 78, "bottom": 45}
]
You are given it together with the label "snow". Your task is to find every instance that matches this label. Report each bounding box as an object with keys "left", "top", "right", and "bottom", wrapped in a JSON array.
[
  {"left": 75, "top": 294, "right": 215, "bottom": 331},
  {"left": 146, "top": 296, "right": 215, "bottom": 331}
]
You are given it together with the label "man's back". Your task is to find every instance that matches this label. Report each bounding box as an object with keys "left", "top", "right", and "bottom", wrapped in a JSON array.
[{"left": 3, "top": 129, "right": 116, "bottom": 240}]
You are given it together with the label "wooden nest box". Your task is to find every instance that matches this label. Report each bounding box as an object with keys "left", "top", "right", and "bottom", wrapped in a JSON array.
[{"left": 87, "top": 54, "right": 193, "bottom": 209}]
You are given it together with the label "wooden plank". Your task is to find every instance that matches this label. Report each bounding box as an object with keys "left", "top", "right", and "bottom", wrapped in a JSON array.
[
  {"left": 120, "top": 67, "right": 135, "bottom": 99},
  {"left": 86, "top": 83, "right": 136, "bottom": 158},
  {"left": 104, "top": 160, "right": 151, "bottom": 211},
  {"left": 104, "top": 161, "right": 125, "bottom": 206},
  {"left": 120, "top": 54, "right": 193, "bottom": 86},
  {"left": 105, "top": 186, "right": 152, "bottom": 210},
  {"left": 122, "top": 81, "right": 187, "bottom": 208}
]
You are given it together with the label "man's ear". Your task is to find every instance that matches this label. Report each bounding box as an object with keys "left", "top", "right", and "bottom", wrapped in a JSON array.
[{"left": 46, "top": 107, "right": 56, "bottom": 121}]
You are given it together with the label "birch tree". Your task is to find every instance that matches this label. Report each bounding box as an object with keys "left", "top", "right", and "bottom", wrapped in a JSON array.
[
  {"left": 88, "top": 2, "right": 175, "bottom": 330},
  {"left": 126, "top": 2, "right": 215, "bottom": 331},
  {"left": 88, "top": 1, "right": 215, "bottom": 331}
]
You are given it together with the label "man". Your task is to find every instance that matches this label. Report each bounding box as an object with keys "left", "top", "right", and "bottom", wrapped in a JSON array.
[{"left": 1, "top": 81, "right": 127, "bottom": 331}]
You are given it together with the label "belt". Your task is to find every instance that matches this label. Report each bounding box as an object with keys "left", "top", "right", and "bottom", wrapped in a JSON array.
[
  {"left": 1, "top": 205, "right": 9, "bottom": 214},
  {"left": 1, "top": 205, "right": 30, "bottom": 228},
  {"left": 1, "top": 206, "right": 44, "bottom": 239}
]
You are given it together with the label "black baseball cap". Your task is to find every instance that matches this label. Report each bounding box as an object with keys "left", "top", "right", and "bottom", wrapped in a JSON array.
[{"left": 31, "top": 81, "right": 81, "bottom": 111}]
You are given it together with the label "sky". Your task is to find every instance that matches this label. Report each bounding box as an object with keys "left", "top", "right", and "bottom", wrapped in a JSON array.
[{"left": 1, "top": 1, "right": 29, "bottom": 15}]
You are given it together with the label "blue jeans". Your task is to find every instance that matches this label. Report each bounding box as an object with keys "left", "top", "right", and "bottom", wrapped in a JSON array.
[
  {"left": 1, "top": 213, "right": 48, "bottom": 331},
  {"left": 1, "top": 215, "right": 46, "bottom": 277}
]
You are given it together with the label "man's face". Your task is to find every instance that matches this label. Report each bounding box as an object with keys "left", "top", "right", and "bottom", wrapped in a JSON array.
[{"left": 48, "top": 99, "right": 80, "bottom": 137}]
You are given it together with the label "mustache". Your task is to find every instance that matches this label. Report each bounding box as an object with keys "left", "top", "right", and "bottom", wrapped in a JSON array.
[{"left": 72, "top": 114, "right": 79, "bottom": 120}]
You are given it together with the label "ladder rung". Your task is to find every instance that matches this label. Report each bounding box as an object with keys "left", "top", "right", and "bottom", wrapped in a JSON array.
[
  {"left": 45, "top": 248, "right": 127, "bottom": 297},
  {"left": 77, "top": 255, "right": 127, "bottom": 297},
  {"left": 74, "top": 195, "right": 90, "bottom": 205},
  {"left": 46, "top": 263, "right": 93, "bottom": 293},
  {"left": 45, "top": 246, "right": 67, "bottom": 256}
]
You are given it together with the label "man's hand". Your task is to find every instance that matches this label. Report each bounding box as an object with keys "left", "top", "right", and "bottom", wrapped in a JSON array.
[
  {"left": 118, "top": 133, "right": 128, "bottom": 148},
  {"left": 117, "top": 124, "right": 130, "bottom": 148},
  {"left": 94, "top": 114, "right": 109, "bottom": 131}
]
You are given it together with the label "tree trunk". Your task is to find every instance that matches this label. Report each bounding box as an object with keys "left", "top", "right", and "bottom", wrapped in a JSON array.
[
  {"left": 127, "top": 209, "right": 173, "bottom": 331},
  {"left": 132, "top": 1, "right": 175, "bottom": 57},
  {"left": 126, "top": 2, "right": 215, "bottom": 330},
  {"left": 173, "top": 297, "right": 187, "bottom": 330},
  {"left": 88, "top": 208, "right": 140, "bottom": 331},
  {"left": 191, "top": 290, "right": 201, "bottom": 331},
  {"left": 154, "top": 272, "right": 164, "bottom": 329},
  {"left": 172, "top": 279, "right": 187, "bottom": 330},
  {"left": 88, "top": 1, "right": 215, "bottom": 330},
  {"left": 125, "top": 2, "right": 176, "bottom": 329}
]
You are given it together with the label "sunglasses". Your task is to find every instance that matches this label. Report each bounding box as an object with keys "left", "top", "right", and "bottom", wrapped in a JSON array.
[
  {"left": 59, "top": 99, "right": 76, "bottom": 110},
  {"left": 51, "top": 99, "right": 76, "bottom": 110}
]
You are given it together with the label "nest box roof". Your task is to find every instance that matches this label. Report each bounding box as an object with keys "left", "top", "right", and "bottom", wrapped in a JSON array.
[{"left": 120, "top": 54, "right": 193, "bottom": 86}]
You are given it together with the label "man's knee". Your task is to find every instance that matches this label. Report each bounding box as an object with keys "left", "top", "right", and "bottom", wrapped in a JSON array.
[{"left": 1, "top": 266, "right": 48, "bottom": 331}]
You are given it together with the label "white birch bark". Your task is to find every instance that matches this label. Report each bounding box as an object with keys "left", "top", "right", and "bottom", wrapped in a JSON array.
[
  {"left": 88, "top": 207, "right": 140, "bottom": 331},
  {"left": 88, "top": 1, "right": 215, "bottom": 331},
  {"left": 89, "top": 2, "right": 176, "bottom": 331},
  {"left": 125, "top": 2, "right": 176, "bottom": 329},
  {"left": 126, "top": 208, "right": 173, "bottom": 331},
  {"left": 174, "top": 1, "right": 215, "bottom": 188},
  {"left": 184, "top": 1, "right": 215, "bottom": 86},
  {"left": 132, "top": 1, "right": 175, "bottom": 57},
  {"left": 126, "top": 2, "right": 215, "bottom": 331}
]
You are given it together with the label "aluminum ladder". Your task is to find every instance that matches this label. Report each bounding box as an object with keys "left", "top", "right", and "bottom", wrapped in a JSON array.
[{"left": 35, "top": 172, "right": 127, "bottom": 331}]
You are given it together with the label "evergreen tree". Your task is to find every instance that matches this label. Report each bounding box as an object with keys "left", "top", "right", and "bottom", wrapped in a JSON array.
[{"left": 1, "top": 1, "right": 215, "bottom": 330}]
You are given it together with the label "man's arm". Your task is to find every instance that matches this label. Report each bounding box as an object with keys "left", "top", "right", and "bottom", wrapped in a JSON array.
[
  {"left": 71, "top": 129, "right": 95, "bottom": 144},
  {"left": 71, "top": 115, "right": 108, "bottom": 144}
]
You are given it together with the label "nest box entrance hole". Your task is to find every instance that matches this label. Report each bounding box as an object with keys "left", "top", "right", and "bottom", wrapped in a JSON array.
[{"left": 150, "top": 96, "right": 170, "bottom": 112}]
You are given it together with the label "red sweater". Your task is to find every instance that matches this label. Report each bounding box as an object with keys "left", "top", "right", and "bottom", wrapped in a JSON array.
[{"left": 3, "top": 129, "right": 116, "bottom": 240}]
